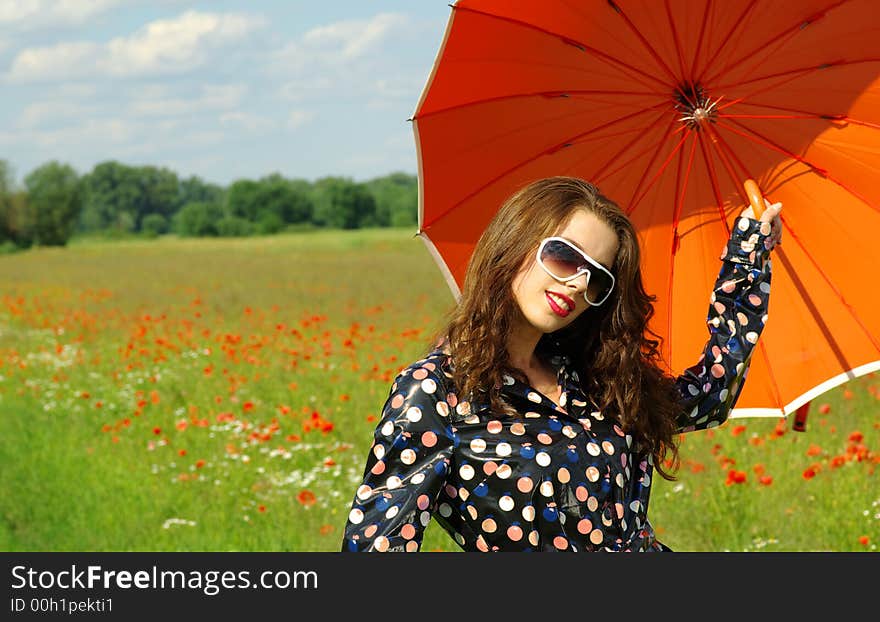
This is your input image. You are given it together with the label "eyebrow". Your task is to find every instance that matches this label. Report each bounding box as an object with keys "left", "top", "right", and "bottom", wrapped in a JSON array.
[{"left": 558, "top": 236, "right": 613, "bottom": 272}]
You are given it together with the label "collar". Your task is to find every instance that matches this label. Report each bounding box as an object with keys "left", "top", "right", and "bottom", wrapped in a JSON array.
[{"left": 436, "top": 343, "right": 591, "bottom": 422}]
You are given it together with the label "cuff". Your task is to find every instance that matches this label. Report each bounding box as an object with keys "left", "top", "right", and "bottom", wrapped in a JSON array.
[{"left": 720, "top": 216, "right": 775, "bottom": 266}]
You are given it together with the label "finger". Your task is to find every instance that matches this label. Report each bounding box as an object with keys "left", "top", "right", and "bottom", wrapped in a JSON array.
[{"left": 759, "top": 202, "right": 782, "bottom": 223}]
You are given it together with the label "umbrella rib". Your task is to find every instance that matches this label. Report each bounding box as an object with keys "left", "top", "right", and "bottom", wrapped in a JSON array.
[
  {"left": 626, "top": 128, "right": 691, "bottom": 216},
  {"left": 701, "top": 0, "right": 850, "bottom": 87},
  {"left": 414, "top": 89, "right": 665, "bottom": 121},
  {"left": 701, "top": 123, "right": 752, "bottom": 211},
  {"left": 558, "top": 110, "right": 668, "bottom": 182},
  {"left": 452, "top": 5, "right": 672, "bottom": 91},
  {"left": 714, "top": 59, "right": 880, "bottom": 103},
  {"left": 729, "top": 101, "right": 880, "bottom": 130},
  {"left": 689, "top": 0, "right": 714, "bottom": 85},
  {"left": 620, "top": 117, "right": 680, "bottom": 209},
  {"left": 754, "top": 334, "right": 785, "bottom": 412},
  {"left": 696, "top": 130, "right": 732, "bottom": 237},
  {"left": 775, "top": 216, "right": 880, "bottom": 357},
  {"left": 714, "top": 66, "right": 823, "bottom": 114},
  {"left": 702, "top": 22, "right": 805, "bottom": 89},
  {"left": 705, "top": 122, "right": 880, "bottom": 362},
  {"left": 716, "top": 118, "right": 880, "bottom": 215},
  {"left": 666, "top": 133, "right": 699, "bottom": 368},
  {"left": 590, "top": 112, "right": 675, "bottom": 183},
  {"left": 425, "top": 104, "right": 668, "bottom": 228},
  {"left": 719, "top": 112, "right": 880, "bottom": 131},
  {"left": 694, "top": 0, "right": 760, "bottom": 85},
  {"left": 663, "top": 0, "right": 691, "bottom": 85},
  {"left": 606, "top": 0, "right": 687, "bottom": 102},
  {"left": 665, "top": 136, "right": 686, "bottom": 368},
  {"left": 697, "top": 130, "right": 785, "bottom": 411}
]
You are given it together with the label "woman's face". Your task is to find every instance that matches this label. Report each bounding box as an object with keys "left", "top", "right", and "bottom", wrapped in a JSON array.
[{"left": 511, "top": 208, "right": 620, "bottom": 336}]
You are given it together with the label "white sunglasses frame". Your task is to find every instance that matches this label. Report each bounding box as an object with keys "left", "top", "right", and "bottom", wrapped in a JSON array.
[{"left": 535, "top": 236, "right": 616, "bottom": 306}]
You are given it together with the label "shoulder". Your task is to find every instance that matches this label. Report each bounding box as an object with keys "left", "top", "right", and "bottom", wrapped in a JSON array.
[
  {"left": 387, "top": 347, "right": 455, "bottom": 402},
  {"left": 376, "top": 348, "right": 460, "bottom": 432}
]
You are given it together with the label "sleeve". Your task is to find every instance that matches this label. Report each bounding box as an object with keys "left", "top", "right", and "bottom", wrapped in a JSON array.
[
  {"left": 340, "top": 365, "right": 455, "bottom": 552},
  {"left": 674, "top": 216, "right": 775, "bottom": 433}
]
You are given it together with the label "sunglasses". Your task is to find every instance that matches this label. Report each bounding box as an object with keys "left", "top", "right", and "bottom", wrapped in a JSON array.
[{"left": 536, "top": 236, "right": 616, "bottom": 306}]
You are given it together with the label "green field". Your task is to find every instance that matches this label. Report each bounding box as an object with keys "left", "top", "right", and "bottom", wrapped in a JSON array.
[{"left": 0, "top": 229, "right": 877, "bottom": 552}]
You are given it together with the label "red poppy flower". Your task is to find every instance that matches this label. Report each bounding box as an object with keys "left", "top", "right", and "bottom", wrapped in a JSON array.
[{"left": 297, "top": 490, "right": 317, "bottom": 507}]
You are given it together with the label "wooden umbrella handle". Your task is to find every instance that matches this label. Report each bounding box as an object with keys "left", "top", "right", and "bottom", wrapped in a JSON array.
[{"left": 743, "top": 179, "right": 765, "bottom": 219}]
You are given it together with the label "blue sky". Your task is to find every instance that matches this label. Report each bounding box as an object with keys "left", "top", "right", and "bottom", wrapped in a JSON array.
[{"left": 0, "top": 1, "right": 453, "bottom": 186}]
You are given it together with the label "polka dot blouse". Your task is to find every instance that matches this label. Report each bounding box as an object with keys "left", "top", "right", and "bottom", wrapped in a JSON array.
[{"left": 342, "top": 217, "right": 775, "bottom": 552}]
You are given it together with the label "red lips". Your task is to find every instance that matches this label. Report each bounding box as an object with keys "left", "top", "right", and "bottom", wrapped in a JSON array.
[{"left": 545, "top": 291, "right": 575, "bottom": 317}]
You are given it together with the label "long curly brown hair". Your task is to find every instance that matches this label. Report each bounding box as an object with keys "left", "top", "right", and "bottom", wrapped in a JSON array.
[{"left": 434, "top": 176, "right": 683, "bottom": 480}]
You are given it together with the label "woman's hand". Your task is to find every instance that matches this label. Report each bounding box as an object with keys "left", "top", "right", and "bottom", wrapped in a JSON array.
[{"left": 741, "top": 198, "right": 783, "bottom": 248}]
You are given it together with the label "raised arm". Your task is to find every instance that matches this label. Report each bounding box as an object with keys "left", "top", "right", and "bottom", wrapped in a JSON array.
[
  {"left": 675, "top": 203, "right": 781, "bottom": 433},
  {"left": 341, "top": 364, "right": 454, "bottom": 552}
]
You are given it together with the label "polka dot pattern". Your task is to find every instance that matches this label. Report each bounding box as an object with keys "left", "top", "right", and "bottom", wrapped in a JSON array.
[{"left": 342, "top": 218, "right": 772, "bottom": 552}]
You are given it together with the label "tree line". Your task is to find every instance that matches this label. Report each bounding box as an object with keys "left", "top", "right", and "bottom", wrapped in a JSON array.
[{"left": 0, "top": 159, "right": 419, "bottom": 251}]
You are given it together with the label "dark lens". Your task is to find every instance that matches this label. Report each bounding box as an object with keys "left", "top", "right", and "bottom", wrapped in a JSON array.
[
  {"left": 540, "top": 240, "right": 585, "bottom": 278},
  {"left": 586, "top": 271, "right": 613, "bottom": 302}
]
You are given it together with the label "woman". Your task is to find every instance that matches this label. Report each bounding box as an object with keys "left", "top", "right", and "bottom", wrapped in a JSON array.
[{"left": 341, "top": 176, "right": 782, "bottom": 552}]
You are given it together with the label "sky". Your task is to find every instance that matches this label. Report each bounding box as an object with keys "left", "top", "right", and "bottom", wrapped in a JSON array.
[{"left": 0, "top": 0, "right": 454, "bottom": 187}]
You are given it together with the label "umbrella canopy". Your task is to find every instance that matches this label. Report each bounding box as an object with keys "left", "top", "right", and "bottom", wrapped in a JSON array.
[{"left": 413, "top": 0, "right": 880, "bottom": 417}]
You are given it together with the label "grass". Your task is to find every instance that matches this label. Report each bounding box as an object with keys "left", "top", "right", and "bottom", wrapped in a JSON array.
[{"left": 0, "top": 228, "right": 877, "bottom": 552}]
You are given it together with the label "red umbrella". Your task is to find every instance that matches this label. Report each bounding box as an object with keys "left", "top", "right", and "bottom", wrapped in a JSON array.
[{"left": 412, "top": 0, "right": 880, "bottom": 418}]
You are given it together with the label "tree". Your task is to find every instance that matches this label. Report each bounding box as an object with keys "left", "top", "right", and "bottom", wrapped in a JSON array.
[
  {"left": 141, "top": 213, "right": 168, "bottom": 238},
  {"left": 178, "top": 175, "right": 224, "bottom": 209},
  {"left": 311, "top": 177, "right": 377, "bottom": 229},
  {"left": 216, "top": 215, "right": 253, "bottom": 237},
  {"left": 365, "top": 172, "right": 418, "bottom": 227},
  {"left": 285, "top": 179, "right": 315, "bottom": 224},
  {"left": 0, "top": 160, "right": 30, "bottom": 247},
  {"left": 254, "top": 173, "right": 313, "bottom": 224},
  {"left": 23, "top": 161, "right": 83, "bottom": 246},
  {"left": 135, "top": 165, "right": 179, "bottom": 229},
  {"left": 79, "top": 161, "right": 140, "bottom": 232},
  {"left": 226, "top": 179, "right": 261, "bottom": 222},
  {"left": 172, "top": 202, "right": 225, "bottom": 237}
]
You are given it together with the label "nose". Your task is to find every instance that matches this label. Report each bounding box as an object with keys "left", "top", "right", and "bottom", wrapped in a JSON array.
[{"left": 565, "top": 272, "right": 589, "bottom": 296}]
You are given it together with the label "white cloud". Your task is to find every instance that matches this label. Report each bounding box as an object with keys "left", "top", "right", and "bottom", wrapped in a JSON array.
[
  {"left": 286, "top": 109, "right": 314, "bottom": 130},
  {"left": 302, "top": 12, "right": 409, "bottom": 61},
  {"left": 219, "top": 111, "right": 275, "bottom": 133},
  {"left": 128, "top": 84, "right": 247, "bottom": 117},
  {"left": 55, "top": 83, "right": 99, "bottom": 99},
  {"left": 278, "top": 77, "right": 334, "bottom": 102},
  {"left": 6, "top": 10, "right": 267, "bottom": 82},
  {"left": 273, "top": 12, "right": 411, "bottom": 73},
  {"left": 0, "top": 0, "right": 122, "bottom": 28},
  {"left": 18, "top": 100, "right": 102, "bottom": 128},
  {"left": 27, "top": 117, "right": 137, "bottom": 148}
]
